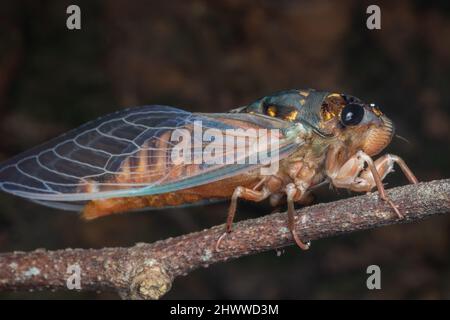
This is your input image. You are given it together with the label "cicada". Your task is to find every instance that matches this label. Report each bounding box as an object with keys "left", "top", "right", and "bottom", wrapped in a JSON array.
[{"left": 0, "top": 89, "right": 418, "bottom": 250}]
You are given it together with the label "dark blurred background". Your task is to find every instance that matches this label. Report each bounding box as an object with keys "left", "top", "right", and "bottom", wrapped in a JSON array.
[{"left": 0, "top": 0, "right": 449, "bottom": 299}]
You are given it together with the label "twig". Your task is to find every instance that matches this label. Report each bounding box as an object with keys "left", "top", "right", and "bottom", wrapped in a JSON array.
[{"left": 0, "top": 179, "right": 449, "bottom": 299}]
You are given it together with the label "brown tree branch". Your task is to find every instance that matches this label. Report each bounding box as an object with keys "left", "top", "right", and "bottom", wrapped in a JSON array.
[{"left": 0, "top": 179, "right": 449, "bottom": 299}]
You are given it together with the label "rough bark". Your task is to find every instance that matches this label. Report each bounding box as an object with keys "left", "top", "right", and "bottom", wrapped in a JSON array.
[{"left": 0, "top": 179, "right": 449, "bottom": 299}]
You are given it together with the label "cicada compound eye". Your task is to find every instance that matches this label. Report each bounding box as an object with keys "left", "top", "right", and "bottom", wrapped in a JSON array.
[{"left": 340, "top": 104, "right": 365, "bottom": 126}]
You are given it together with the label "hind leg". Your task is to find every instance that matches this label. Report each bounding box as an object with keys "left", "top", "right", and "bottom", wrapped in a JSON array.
[{"left": 215, "top": 186, "right": 271, "bottom": 251}]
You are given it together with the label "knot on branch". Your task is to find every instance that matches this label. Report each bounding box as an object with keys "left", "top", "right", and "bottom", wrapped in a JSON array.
[{"left": 128, "top": 259, "right": 173, "bottom": 300}]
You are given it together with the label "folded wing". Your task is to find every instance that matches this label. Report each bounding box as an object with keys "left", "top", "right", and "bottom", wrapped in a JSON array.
[{"left": 0, "top": 105, "right": 304, "bottom": 210}]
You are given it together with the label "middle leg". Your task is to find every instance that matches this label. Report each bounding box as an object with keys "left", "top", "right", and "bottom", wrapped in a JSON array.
[{"left": 285, "top": 183, "right": 311, "bottom": 250}]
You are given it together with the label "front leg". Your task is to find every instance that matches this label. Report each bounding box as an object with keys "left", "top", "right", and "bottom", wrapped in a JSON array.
[
  {"left": 333, "top": 152, "right": 418, "bottom": 192},
  {"left": 359, "top": 154, "right": 418, "bottom": 189},
  {"left": 328, "top": 150, "right": 418, "bottom": 218}
]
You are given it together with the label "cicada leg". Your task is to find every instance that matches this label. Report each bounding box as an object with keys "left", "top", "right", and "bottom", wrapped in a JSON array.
[
  {"left": 286, "top": 183, "right": 311, "bottom": 250},
  {"left": 359, "top": 154, "right": 418, "bottom": 185},
  {"left": 215, "top": 186, "right": 271, "bottom": 252},
  {"left": 329, "top": 151, "right": 418, "bottom": 218}
]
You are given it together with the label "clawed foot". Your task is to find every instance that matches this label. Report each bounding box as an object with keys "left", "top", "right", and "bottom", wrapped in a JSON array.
[
  {"left": 384, "top": 197, "right": 404, "bottom": 219},
  {"left": 378, "top": 190, "right": 404, "bottom": 219},
  {"left": 291, "top": 230, "right": 311, "bottom": 250},
  {"left": 215, "top": 231, "right": 229, "bottom": 252}
]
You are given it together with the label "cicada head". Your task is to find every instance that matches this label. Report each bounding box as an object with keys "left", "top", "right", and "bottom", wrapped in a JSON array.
[{"left": 319, "top": 92, "right": 395, "bottom": 156}]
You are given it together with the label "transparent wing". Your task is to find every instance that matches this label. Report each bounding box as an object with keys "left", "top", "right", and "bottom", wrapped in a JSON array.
[{"left": 0, "top": 105, "right": 305, "bottom": 209}]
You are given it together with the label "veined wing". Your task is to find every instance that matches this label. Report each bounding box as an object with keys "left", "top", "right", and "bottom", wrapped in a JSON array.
[{"left": 0, "top": 105, "right": 307, "bottom": 208}]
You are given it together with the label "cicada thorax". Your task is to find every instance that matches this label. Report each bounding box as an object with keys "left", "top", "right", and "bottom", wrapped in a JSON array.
[
  {"left": 236, "top": 89, "right": 328, "bottom": 125},
  {"left": 234, "top": 88, "right": 336, "bottom": 173}
]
